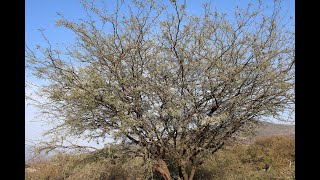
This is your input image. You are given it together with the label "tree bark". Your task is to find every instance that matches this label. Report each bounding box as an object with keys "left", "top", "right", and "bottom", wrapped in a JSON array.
[
  {"left": 188, "top": 165, "right": 196, "bottom": 180},
  {"left": 153, "top": 159, "right": 171, "bottom": 180},
  {"left": 178, "top": 163, "right": 189, "bottom": 180}
]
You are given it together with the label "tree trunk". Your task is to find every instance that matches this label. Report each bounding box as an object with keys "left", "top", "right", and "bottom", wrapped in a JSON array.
[
  {"left": 188, "top": 165, "right": 196, "bottom": 180},
  {"left": 178, "top": 163, "right": 189, "bottom": 180},
  {"left": 153, "top": 159, "right": 171, "bottom": 180}
]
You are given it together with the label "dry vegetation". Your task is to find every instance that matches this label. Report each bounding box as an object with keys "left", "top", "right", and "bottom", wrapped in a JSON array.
[
  {"left": 26, "top": 0, "right": 294, "bottom": 178},
  {"left": 26, "top": 135, "right": 294, "bottom": 180}
]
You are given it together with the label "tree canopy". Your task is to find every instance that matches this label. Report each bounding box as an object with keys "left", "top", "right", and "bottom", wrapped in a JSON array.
[{"left": 26, "top": 0, "right": 294, "bottom": 179}]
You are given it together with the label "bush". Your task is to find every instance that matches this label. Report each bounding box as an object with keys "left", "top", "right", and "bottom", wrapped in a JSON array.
[
  {"left": 193, "top": 135, "right": 295, "bottom": 180},
  {"left": 25, "top": 153, "right": 145, "bottom": 180},
  {"left": 26, "top": 136, "right": 294, "bottom": 180}
]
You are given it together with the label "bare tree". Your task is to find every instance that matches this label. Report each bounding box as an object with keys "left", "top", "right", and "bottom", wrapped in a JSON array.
[{"left": 26, "top": 0, "right": 294, "bottom": 179}]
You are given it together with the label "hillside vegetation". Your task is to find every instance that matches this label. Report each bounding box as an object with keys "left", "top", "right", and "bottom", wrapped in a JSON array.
[{"left": 25, "top": 135, "right": 294, "bottom": 180}]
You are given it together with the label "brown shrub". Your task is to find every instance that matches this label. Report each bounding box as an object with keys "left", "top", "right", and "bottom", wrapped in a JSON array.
[
  {"left": 26, "top": 136, "right": 294, "bottom": 180},
  {"left": 193, "top": 135, "right": 295, "bottom": 179},
  {"left": 25, "top": 153, "right": 145, "bottom": 180}
]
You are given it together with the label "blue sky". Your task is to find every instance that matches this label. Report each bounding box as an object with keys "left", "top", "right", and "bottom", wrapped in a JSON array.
[
  {"left": 25, "top": 0, "right": 294, "bottom": 147},
  {"left": 26, "top": 0, "right": 294, "bottom": 47}
]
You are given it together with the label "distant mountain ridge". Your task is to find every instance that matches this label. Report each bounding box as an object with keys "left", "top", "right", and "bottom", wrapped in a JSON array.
[
  {"left": 255, "top": 121, "right": 295, "bottom": 137},
  {"left": 235, "top": 121, "right": 295, "bottom": 144}
]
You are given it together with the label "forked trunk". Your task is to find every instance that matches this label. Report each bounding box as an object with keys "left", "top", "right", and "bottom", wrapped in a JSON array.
[
  {"left": 179, "top": 165, "right": 189, "bottom": 180},
  {"left": 153, "top": 159, "right": 171, "bottom": 180},
  {"left": 178, "top": 162, "right": 197, "bottom": 180},
  {"left": 188, "top": 165, "right": 196, "bottom": 180}
]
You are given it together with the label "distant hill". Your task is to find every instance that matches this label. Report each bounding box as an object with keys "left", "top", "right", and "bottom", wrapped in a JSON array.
[
  {"left": 25, "top": 144, "right": 57, "bottom": 162},
  {"left": 236, "top": 121, "right": 295, "bottom": 144},
  {"left": 255, "top": 122, "right": 295, "bottom": 138},
  {"left": 25, "top": 144, "right": 33, "bottom": 161}
]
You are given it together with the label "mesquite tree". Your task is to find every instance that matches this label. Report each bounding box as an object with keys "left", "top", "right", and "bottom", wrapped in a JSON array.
[{"left": 26, "top": 0, "right": 294, "bottom": 179}]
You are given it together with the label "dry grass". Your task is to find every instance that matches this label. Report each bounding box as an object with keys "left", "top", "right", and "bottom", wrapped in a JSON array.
[
  {"left": 26, "top": 135, "right": 294, "bottom": 180},
  {"left": 194, "top": 135, "right": 295, "bottom": 179},
  {"left": 25, "top": 153, "right": 145, "bottom": 180}
]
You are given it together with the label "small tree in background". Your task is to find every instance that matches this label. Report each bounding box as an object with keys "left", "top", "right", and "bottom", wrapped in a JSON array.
[{"left": 26, "top": 0, "right": 294, "bottom": 179}]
